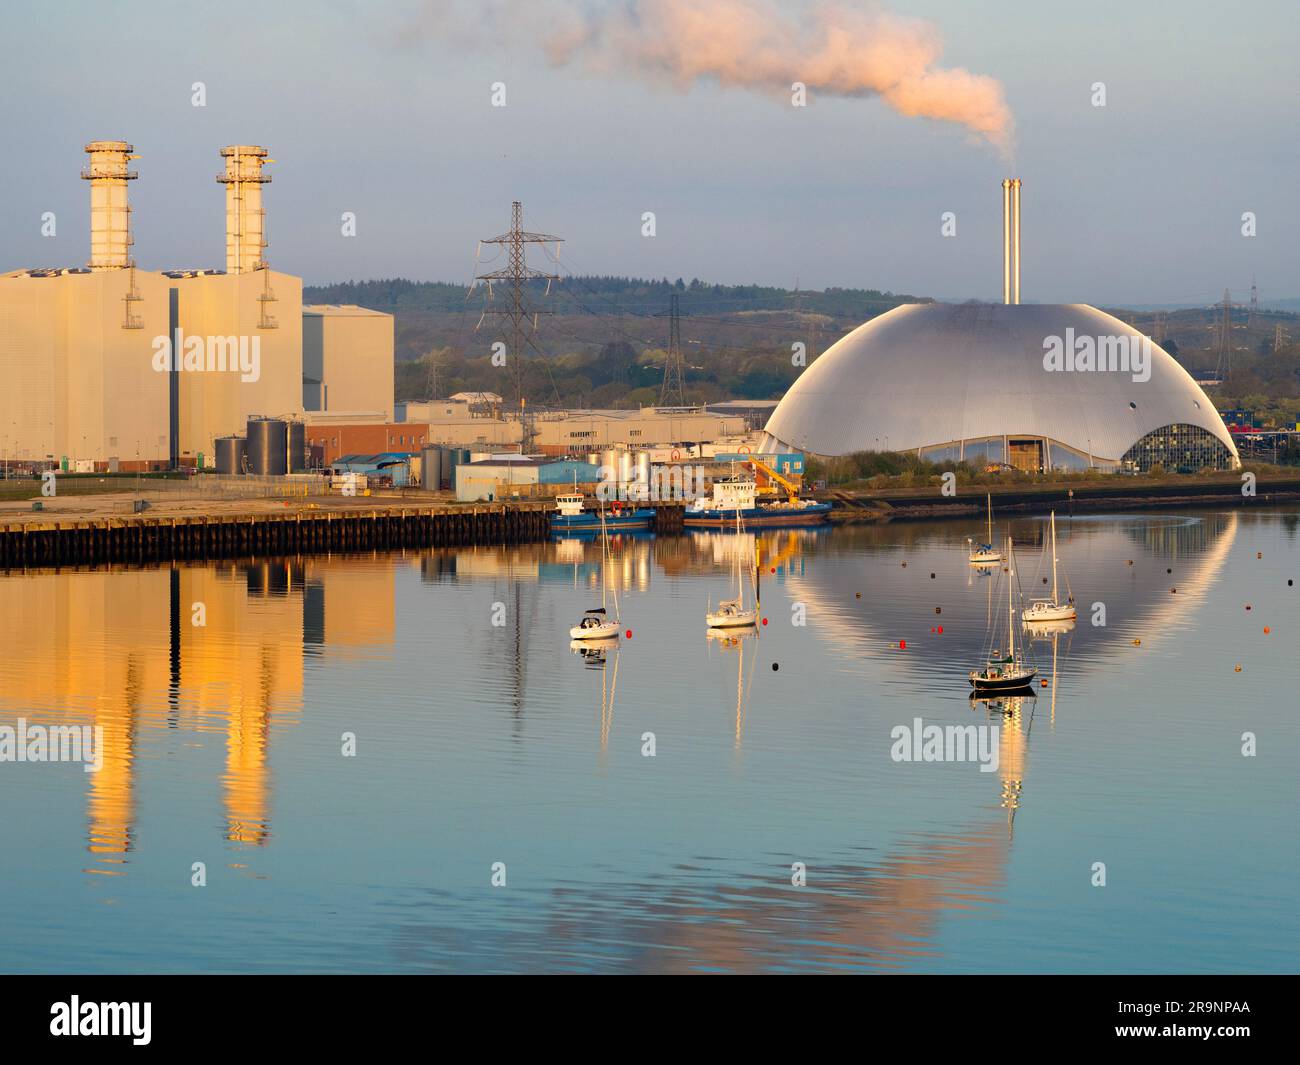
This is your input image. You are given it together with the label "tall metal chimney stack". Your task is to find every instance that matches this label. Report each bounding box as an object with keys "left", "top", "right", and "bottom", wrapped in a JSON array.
[
  {"left": 1011, "top": 178, "right": 1022, "bottom": 305},
  {"left": 1001, "top": 178, "right": 1012, "bottom": 304},
  {"left": 81, "top": 141, "right": 138, "bottom": 270},
  {"left": 217, "top": 145, "right": 273, "bottom": 274}
]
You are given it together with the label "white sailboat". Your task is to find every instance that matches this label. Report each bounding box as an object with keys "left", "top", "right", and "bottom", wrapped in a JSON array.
[
  {"left": 968, "top": 493, "right": 1002, "bottom": 565},
  {"left": 570, "top": 506, "right": 623, "bottom": 640},
  {"left": 970, "top": 536, "right": 1038, "bottom": 691},
  {"left": 1022, "top": 511, "right": 1076, "bottom": 623},
  {"left": 706, "top": 509, "right": 758, "bottom": 629}
]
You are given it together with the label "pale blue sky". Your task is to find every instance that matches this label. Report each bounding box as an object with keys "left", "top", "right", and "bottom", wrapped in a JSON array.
[{"left": 3, "top": 0, "right": 1297, "bottom": 304}]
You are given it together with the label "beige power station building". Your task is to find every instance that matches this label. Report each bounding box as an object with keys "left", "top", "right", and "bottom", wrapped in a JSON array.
[
  {"left": 0, "top": 141, "right": 391, "bottom": 470},
  {"left": 302, "top": 304, "right": 394, "bottom": 421}
]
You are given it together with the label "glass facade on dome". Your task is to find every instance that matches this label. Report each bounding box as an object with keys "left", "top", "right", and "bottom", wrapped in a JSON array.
[{"left": 1121, "top": 423, "right": 1235, "bottom": 473}]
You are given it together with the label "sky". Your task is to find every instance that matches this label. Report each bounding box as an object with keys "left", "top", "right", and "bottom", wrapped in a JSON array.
[{"left": 2, "top": 0, "right": 1297, "bottom": 306}]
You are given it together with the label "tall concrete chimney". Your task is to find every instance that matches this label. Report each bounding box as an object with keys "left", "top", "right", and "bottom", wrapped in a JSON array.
[
  {"left": 1001, "top": 177, "right": 1022, "bottom": 305},
  {"left": 1011, "top": 178, "right": 1022, "bottom": 305},
  {"left": 1001, "top": 178, "right": 1011, "bottom": 304},
  {"left": 81, "top": 141, "right": 138, "bottom": 270},
  {"left": 217, "top": 145, "right": 272, "bottom": 274}
]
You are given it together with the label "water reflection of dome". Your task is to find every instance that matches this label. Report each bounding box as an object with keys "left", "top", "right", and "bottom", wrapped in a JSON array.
[{"left": 778, "top": 512, "right": 1239, "bottom": 668}]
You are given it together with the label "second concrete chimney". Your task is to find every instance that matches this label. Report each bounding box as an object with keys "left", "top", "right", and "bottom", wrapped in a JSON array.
[
  {"left": 217, "top": 145, "right": 272, "bottom": 274},
  {"left": 82, "top": 140, "right": 138, "bottom": 270}
]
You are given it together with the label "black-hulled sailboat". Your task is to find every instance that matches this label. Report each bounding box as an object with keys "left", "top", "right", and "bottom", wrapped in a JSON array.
[{"left": 969, "top": 535, "right": 1038, "bottom": 692}]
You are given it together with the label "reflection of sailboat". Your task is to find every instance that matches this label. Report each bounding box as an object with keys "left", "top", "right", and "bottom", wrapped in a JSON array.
[
  {"left": 970, "top": 537, "right": 1037, "bottom": 692},
  {"left": 706, "top": 509, "right": 757, "bottom": 629},
  {"left": 571, "top": 507, "right": 622, "bottom": 640},
  {"left": 969, "top": 689, "right": 1036, "bottom": 837},
  {"left": 1022, "top": 511, "right": 1076, "bottom": 622},
  {"left": 1024, "top": 617, "right": 1075, "bottom": 639},
  {"left": 967, "top": 493, "right": 1001, "bottom": 565},
  {"left": 706, "top": 625, "right": 757, "bottom": 747},
  {"left": 1039, "top": 624, "right": 1067, "bottom": 728},
  {"left": 571, "top": 636, "right": 620, "bottom": 751}
]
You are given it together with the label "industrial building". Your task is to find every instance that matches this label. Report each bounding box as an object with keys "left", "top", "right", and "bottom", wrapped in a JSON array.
[
  {"left": 393, "top": 401, "right": 747, "bottom": 456},
  {"left": 761, "top": 180, "right": 1239, "bottom": 473},
  {"left": 455, "top": 456, "right": 603, "bottom": 502},
  {"left": 384, "top": 403, "right": 748, "bottom": 457},
  {"left": 0, "top": 141, "right": 392, "bottom": 471},
  {"left": 705, "top": 400, "right": 780, "bottom": 431},
  {"left": 303, "top": 304, "right": 394, "bottom": 421},
  {"left": 329, "top": 453, "right": 414, "bottom": 488},
  {"left": 303, "top": 418, "right": 441, "bottom": 467},
  {"left": 531, "top": 408, "right": 747, "bottom": 454}
]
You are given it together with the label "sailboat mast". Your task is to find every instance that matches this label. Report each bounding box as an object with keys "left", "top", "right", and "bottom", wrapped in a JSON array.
[
  {"left": 1007, "top": 536, "right": 1014, "bottom": 657},
  {"left": 609, "top": 520, "right": 621, "bottom": 625},
  {"left": 735, "top": 508, "right": 742, "bottom": 604},
  {"left": 987, "top": 493, "right": 993, "bottom": 543},
  {"left": 600, "top": 506, "right": 608, "bottom": 612},
  {"left": 1050, "top": 511, "right": 1059, "bottom": 602}
]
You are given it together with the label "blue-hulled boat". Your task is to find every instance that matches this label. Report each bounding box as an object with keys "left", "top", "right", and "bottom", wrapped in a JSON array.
[{"left": 550, "top": 492, "right": 655, "bottom": 534}]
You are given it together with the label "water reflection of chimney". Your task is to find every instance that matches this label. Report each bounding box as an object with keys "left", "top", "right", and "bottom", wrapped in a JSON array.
[{"left": 168, "top": 566, "right": 181, "bottom": 727}]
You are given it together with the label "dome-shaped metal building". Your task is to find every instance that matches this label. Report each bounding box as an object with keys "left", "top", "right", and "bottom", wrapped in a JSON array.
[{"left": 761, "top": 301, "right": 1238, "bottom": 472}]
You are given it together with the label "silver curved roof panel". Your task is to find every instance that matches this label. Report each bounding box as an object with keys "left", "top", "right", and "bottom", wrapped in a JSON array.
[{"left": 762, "top": 303, "right": 1237, "bottom": 463}]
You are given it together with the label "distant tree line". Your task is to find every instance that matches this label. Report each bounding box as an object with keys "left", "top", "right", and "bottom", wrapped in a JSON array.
[{"left": 305, "top": 275, "right": 929, "bottom": 318}]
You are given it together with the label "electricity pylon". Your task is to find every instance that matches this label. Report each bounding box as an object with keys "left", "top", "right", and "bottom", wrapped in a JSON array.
[
  {"left": 660, "top": 293, "right": 686, "bottom": 406},
  {"left": 474, "top": 201, "right": 563, "bottom": 407}
]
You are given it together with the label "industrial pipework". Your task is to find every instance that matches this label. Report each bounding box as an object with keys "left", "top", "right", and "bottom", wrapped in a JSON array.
[
  {"left": 217, "top": 145, "right": 273, "bottom": 274},
  {"left": 81, "top": 140, "right": 138, "bottom": 270}
]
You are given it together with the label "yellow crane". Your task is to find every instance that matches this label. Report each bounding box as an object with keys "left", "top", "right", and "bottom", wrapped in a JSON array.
[{"left": 745, "top": 457, "right": 802, "bottom": 504}]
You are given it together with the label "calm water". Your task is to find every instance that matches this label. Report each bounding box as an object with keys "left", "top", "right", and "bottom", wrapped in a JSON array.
[{"left": 1, "top": 508, "right": 1296, "bottom": 974}]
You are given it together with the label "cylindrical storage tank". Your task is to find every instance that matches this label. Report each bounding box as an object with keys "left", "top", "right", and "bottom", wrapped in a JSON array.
[
  {"left": 587, "top": 452, "right": 600, "bottom": 466},
  {"left": 617, "top": 450, "right": 633, "bottom": 486},
  {"left": 246, "top": 418, "right": 288, "bottom": 475},
  {"left": 600, "top": 449, "right": 619, "bottom": 480},
  {"left": 421, "top": 446, "right": 444, "bottom": 490},
  {"left": 216, "top": 435, "right": 247, "bottom": 475},
  {"left": 287, "top": 421, "right": 307, "bottom": 473},
  {"left": 635, "top": 452, "right": 650, "bottom": 484},
  {"left": 445, "top": 447, "right": 470, "bottom": 490}
]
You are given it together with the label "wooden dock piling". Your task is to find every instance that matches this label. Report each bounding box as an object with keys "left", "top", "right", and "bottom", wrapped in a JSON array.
[{"left": 0, "top": 501, "right": 687, "bottom": 568}]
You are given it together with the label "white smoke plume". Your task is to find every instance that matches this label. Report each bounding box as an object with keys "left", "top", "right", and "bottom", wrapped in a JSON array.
[
  {"left": 543, "top": 0, "right": 1015, "bottom": 155},
  {"left": 404, "top": 0, "right": 1014, "bottom": 155}
]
